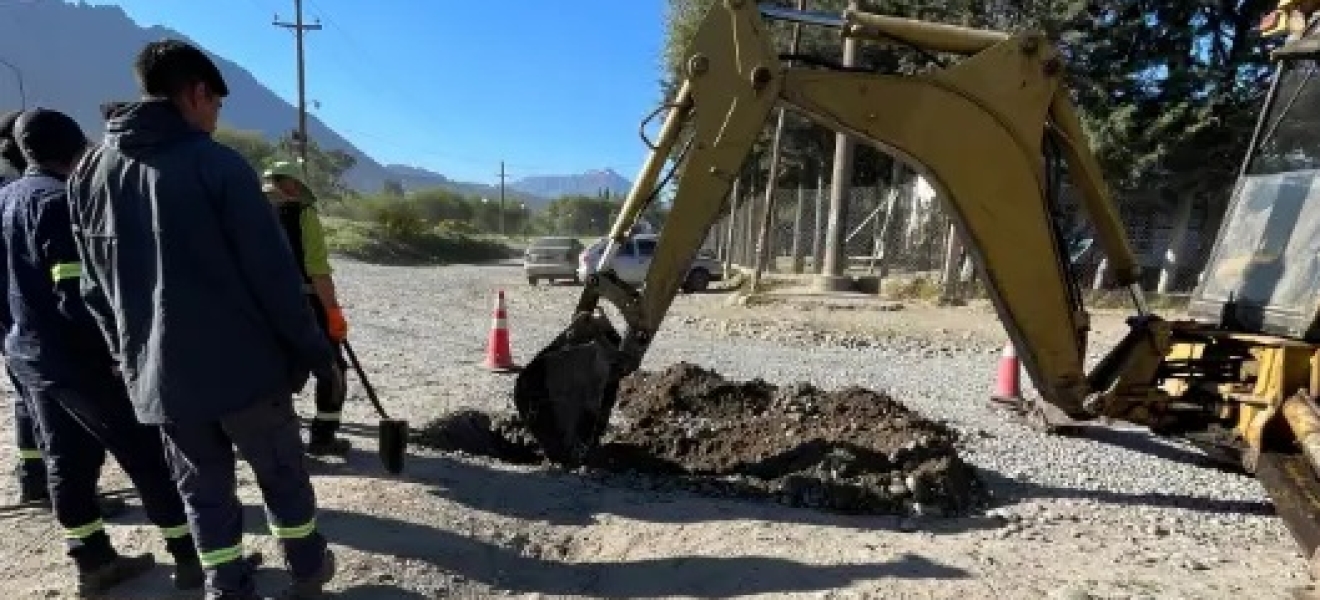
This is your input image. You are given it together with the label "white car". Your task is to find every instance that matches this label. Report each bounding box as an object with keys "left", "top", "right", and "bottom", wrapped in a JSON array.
[{"left": 578, "top": 234, "right": 723, "bottom": 293}]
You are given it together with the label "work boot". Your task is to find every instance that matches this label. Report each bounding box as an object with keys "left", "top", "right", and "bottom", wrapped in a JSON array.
[
  {"left": 15, "top": 485, "right": 48, "bottom": 506},
  {"left": 305, "top": 436, "right": 350, "bottom": 457},
  {"left": 76, "top": 552, "right": 156, "bottom": 597},
  {"left": 276, "top": 547, "right": 335, "bottom": 599}
]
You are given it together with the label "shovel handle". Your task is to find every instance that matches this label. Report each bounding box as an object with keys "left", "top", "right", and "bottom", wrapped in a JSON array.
[{"left": 341, "top": 340, "right": 393, "bottom": 421}]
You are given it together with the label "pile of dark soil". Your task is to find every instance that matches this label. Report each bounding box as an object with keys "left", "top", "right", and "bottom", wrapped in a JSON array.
[{"left": 414, "top": 363, "right": 988, "bottom": 516}]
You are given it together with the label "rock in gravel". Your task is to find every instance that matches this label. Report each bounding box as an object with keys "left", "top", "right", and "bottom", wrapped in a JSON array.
[{"left": 414, "top": 362, "right": 989, "bottom": 517}]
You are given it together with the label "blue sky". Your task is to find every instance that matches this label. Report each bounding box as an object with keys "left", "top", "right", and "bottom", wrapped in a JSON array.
[{"left": 83, "top": 0, "right": 667, "bottom": 184}]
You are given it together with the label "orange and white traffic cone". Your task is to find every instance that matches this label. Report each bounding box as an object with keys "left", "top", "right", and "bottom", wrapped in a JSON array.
[
  {"left": 991, "top": 341, "right": 1021, "bottom": 405},
  {"left": 484, "top": 290, "right": 518, "bottom": 373}
]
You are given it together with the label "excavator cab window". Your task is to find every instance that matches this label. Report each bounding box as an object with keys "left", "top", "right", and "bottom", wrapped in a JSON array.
[{"left": 1191, "top": 56, "right": 1320, "bottom": 338}]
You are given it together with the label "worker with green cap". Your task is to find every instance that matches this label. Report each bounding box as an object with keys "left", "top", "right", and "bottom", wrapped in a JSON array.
[{"left": 262, "top": 159, "right": 351, "bottom": 457}]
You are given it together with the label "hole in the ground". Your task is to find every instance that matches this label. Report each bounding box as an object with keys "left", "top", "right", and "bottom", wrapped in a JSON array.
[{"left": 413, "top": 363, "right": 989, "bottom": 517}]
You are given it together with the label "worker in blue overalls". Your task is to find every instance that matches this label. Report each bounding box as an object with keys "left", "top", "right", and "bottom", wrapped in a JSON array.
[
  {"left": 0, "top": 108, "right": 205, "bottom": 595},
  {"left": 0, "top": 109, "right": 45, "bottom": 503},
  {"left": 0, "top": 109, "right": 124, "bottom": 517}
]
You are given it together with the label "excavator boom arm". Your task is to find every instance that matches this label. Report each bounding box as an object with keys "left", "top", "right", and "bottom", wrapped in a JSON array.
[{"left": 513, "top": 2, "right": 1150, "bottom": 465}]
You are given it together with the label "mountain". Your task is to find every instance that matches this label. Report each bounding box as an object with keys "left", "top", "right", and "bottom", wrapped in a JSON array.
[
  {"left": 0, "top": 0, "right": 632, "bottom": 206},
  {"left": 383, "top": 164, "right": 547, "bottom": 207},
  {"left": 0, "top": 0, "right": 546, "bottom": 199},
  {"left": 510, "top": 168, "right": 633, "bottom": 199},
  {"left": 0, "top": 0, "right": 414, "bottom": 191}
]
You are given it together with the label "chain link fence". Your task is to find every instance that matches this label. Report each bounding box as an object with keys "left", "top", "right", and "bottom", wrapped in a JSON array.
[{"left": 707, "top": 174, "right": 1218, "bottom": 302}]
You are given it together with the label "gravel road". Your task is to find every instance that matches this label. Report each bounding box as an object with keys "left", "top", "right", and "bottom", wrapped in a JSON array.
[{"left": 0, "top": 258, "right": 1311, "bottom": 599}]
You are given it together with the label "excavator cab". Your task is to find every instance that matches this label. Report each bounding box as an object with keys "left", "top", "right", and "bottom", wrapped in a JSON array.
[{"left": 1190, "top": 28, "right": 1320, "bottom": 339}]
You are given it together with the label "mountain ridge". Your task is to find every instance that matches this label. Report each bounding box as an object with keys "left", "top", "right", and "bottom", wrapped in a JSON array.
[{"left": 0, "top": 0, "right": 632, "bottom": 207}]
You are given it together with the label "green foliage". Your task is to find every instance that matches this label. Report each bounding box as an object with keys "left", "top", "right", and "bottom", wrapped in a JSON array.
[
  {"left": 538, "top": 195, "right": 617, "bottom": 236},
  {"left": 661, "top": 0, "right": 1279, "bottom": 219},
  {"left": 321, "top": 217, "right": 514, "bottom": 266},
  {"left": 363, "top": 197, "right": 428, "bottom": 239},
  {"left": 212, "top": 126, "right": 357, "bottom": 200},
  {"left": 382, "top": 179, "right": 406, "bottom": 197}
]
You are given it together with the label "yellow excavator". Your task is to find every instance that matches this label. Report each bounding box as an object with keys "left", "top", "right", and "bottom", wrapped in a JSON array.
[{"left": 513, "top": 0, "right": 1320, "bottom": 574}]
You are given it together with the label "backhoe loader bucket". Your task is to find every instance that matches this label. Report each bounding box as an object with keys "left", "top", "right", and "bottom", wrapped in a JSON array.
[{"left": 513, "top": 310, "right": 624, "bottom": 467}]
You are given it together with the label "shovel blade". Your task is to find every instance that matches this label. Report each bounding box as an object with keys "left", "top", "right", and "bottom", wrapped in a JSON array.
[
  {"left": 378, "top": 419, "right": 409, "bottom": 474},
  {"left": 513, "top": 312, "right": 624, "bottom": 467}
]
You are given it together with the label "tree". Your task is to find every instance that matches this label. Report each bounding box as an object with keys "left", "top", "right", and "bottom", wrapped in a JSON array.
[
  {"left": 1061, "top": 0, "right": 1277, "bottom": 209},
  {"left": 660, "top": 0, "right": 1280, "bottom": 219},
  {"left": 538, "top": 195, "right": 619, "bottom": 236},
  {"left": 212, "top": 125, "right": 359, "bottom": 200},
  {"left": 382, "top": 179, "right": 406, "bottom": 197},
  {"left": 213, "top": 127, "right": 278, "bottom": 173}
]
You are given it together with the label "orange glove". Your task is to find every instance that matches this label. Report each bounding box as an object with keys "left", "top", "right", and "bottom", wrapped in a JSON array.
[{"left": 326, "top": 305, "right": 348, "bottom": 342}]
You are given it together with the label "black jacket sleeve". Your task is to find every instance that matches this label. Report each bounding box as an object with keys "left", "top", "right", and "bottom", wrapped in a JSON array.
[
  {"left": 32, "top": 191, "right": 114, "bottom": 359},
  {"left": 205, "top": 144, "right": 333, "bottom": 373}
]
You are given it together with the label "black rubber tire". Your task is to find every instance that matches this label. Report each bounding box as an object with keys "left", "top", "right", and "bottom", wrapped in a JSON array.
[{"left": 527, "top": 276, "right": 537, "bottom": 286}]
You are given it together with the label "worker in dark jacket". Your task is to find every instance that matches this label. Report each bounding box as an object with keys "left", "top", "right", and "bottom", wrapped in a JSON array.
[
  {"left": 0, "top": 110, "right": 125, "bottom": 517},
  {"left": 1, "top": 108, "right": 206, "bottom": 595},
  {"left": 67, "top": 40, "right": 340, "bottom": 600},
  {"left": 0, "top": 109, "right": 45, "bottom": 503}
]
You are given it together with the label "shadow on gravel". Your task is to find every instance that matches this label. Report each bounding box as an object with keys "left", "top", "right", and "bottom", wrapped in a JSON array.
[
  {"left": 980, "top": 470, "right": 1276, "bottom": 517},
  {"left": 316, "top": 503, "right": 969, "bottom": 598},
  {"left": 332, "top": 584, "right": 432, "bottom": 599},
  {"left": 1060, "top": 425, "right": 1246, "bottom": 474}
]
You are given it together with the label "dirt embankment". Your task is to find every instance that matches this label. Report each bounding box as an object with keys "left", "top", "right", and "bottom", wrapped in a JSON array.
[{"left": 416, "top": 363, "right": 988, "bottom": 517}]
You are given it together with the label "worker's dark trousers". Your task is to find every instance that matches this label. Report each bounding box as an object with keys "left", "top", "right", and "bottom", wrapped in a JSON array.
[
  {"left": 23, "top": 377, "right": 194, "bottom": 570},
  {"left": 307, "top": 295, "right": 347, "bottom": 443},
  {"left": 160, "top": 393, "right": 327, "bottom": 595},
  {"left": 9, "top": 369, "right": 46, "bottom": 496}
]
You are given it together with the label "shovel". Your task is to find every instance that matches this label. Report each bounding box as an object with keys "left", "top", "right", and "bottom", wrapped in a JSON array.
[{"left": 341, "top": 340, "right": 409, "bottom": 475}]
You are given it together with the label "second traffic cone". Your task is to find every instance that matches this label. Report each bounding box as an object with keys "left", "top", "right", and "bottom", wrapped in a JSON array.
[
  {"left": 484, "top": 290, "right": 517, "bottom": 372},
  {"left": 991, "top": 341, "right": 1021, "bottom": 404}
]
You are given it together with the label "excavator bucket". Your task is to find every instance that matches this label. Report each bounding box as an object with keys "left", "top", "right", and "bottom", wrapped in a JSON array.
[{"left": 513, "top": 310, "right": 624, "bottom": 467}]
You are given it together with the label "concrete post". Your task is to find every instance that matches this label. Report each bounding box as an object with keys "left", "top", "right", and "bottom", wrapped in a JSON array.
[
  {"left": 816, "top": 1, "right": 860, "bottom": 291},
  {"left": 790, "top": 183, "right": 807, "bottom": 273}
]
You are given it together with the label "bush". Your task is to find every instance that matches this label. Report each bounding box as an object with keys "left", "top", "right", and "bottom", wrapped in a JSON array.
[
  {"left": 364, "top": 199, "right": 427, "bottom": 239},
  {"left": 322, "top": 217, "right": 514, "bottom": 266},
  {"left": 434, "top": 219, "right": 482, "bottom": 236}
]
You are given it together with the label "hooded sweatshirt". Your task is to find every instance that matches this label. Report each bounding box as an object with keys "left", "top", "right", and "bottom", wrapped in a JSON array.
[{"left": 65, "top": 99, "right": 334, "bottom": 425}]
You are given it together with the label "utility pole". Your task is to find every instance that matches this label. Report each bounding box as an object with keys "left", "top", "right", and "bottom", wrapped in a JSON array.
[
  {"left": 496, "top": 161, "right": 509, "bottom": 236},
  {"left": 273, "top": 0, "right": 321, "bottom": 172}
]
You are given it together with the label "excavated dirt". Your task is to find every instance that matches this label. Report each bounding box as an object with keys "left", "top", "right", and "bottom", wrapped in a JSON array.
[{"left": 415, "top": 363, "right": 989, "bottom": 516}]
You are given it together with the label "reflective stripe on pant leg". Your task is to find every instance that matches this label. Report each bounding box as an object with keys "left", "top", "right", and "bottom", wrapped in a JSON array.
[
  {"left": 160, "top": 523, "right": 191, "bottom": 540},
  {"left": 313, "top": 412, "right": 340, "bottom": 421},
  {"left": 18, "top": 448, "right": 42, "bottom": 460},
  {"left": 199, "top": 545, "right": 243, "bottom": 568},
  {"left": 222, "top": 395, "right": 325, "bottom": 579},
  {"left": 65, "top": 518, "right": 104, "bottom": 540},
  {"left": 270, "top": 517, "right": 317, "bottom": 540},
  {"left": 159, "top": 422, "right": 249, "bottom": 592},
  {"left": 26, "top": 386, "right": 104, "bottom": 544},
  {"left": 55, "top": 382, "right": 192, "bottom": 547},
  {"left": 49, "top": 262, "right": 81, "bottom": 282}
]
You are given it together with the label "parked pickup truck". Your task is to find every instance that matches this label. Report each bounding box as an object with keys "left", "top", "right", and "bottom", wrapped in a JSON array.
[{"left": 577, "top": 233, "right": 722, "bottom": 293}]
